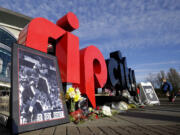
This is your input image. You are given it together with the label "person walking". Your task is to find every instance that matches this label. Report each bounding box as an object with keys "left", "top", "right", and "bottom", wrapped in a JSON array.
[{"left": 161, "top": 78, "right": 176, "bottom": 102}]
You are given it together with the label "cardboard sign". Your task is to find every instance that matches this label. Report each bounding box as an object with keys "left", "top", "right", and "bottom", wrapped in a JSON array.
[{"left": 139, "top": 82, "right": 160, "bottom": 105}]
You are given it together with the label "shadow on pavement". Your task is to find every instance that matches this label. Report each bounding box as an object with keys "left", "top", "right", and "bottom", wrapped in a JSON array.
[
  {"left": 143, "top": 107, "right": 180, "bottom": 113},
  {"left": 120, "top": 111, "right": 180, "bottom": 123}
]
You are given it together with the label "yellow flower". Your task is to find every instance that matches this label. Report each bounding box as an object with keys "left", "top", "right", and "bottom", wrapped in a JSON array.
[
  {"left": 69, "top": 91, "right": 76, "bottom": 98},
  {"left": 66, "top": 87, "right": 82, "bottom": 103},
  {"left": 74, "top": 94, "right": 80, "bottom": 102},
  {"left": 67, "top": 87, "right": 75, "bottom": 94},
  {"left": 88, "top": 107, "right": 93, "bottom": 112}
]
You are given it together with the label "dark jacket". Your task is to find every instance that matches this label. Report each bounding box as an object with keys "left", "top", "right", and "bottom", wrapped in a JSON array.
[{"left": 162, "top": 81, "right": 173, "bottom": 92}]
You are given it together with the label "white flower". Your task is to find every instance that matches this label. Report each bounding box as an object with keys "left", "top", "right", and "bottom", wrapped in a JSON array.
[
  {"left": 75, "top": 88, "right": 81, "bottom": 95},
  {"left": 102, "top": 106, "right": 112, "bottom": 116},
  {"left": 88, "top": 107, "right": 93, "bottom": 112},
  {"left": 69, "top": 91, "right": 76, "bottom": 98},
  {"left": 79, "top": 96, "right": 84, "bottom": 101},
  {"left": 118, "top": 101, "right": 128, "bottom": 111}
]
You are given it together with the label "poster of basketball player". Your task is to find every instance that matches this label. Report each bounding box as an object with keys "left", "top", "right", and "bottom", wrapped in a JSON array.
[
  {"left": 11, "top": 44, "right": 69, "bottom": 134},
  {"left": 142, "top": 86, "right": 158, "bottom": 101},
  {"left": 139, "top": 82, "right": 160, "bottom": 105}
]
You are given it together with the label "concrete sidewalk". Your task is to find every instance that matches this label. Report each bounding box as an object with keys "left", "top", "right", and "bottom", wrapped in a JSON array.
[{"left": 1, "top": 97, "right": 180, "bottom": 135}]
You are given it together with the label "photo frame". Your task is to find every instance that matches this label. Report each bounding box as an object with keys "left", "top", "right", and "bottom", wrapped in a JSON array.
[
  {"left": 139, "top": 82, "right": 160, "bottom": 105},
  {"left": 11, "top": 44, "right": 69, "bottom": 134}
]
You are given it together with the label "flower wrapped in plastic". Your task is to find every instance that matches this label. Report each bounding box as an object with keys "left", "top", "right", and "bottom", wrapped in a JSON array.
[
  {"left": 65, "top": 87, "right": 83, "bottom": 112},
  {"left": 69, "top": 109, "right": 87, "bottom": 124},
  {"left": 102, "top": 105, "right": 112, "bottom": 116}
]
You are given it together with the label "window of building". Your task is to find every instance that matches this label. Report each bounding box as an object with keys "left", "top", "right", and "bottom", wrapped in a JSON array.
[
  {"left": 0, "top": 58, "right": 3, "bottom": 73},
  {"left": 0, "top": 27, "right": 16, "bottom": 83},
  {"left": 0, "top": 27, "right": 16, "bottom": 48}
]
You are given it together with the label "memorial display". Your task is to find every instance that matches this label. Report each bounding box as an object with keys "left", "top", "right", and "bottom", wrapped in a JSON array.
[
  {"left": 18, "top": 13, "right": 108, "bottom": 109},
  {"left": 11, "top": 44, "right": 69, "bottom": 134},
  {"left": 0, "top": 9, "right": 153, "bottom": 134},
  {"left": 17, "top": 12, "right": 137, "bottom": 109}
]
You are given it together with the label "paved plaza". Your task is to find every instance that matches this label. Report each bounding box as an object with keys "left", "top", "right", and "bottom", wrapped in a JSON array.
[{"left": 1, "top": 98, "right": 180, "bottom": 135}]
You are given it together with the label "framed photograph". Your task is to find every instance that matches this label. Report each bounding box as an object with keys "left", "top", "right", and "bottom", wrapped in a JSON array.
[
  {"left": 11, "top": 44, "right": 69, "bottom": 134},
  {"left": 139, "top": 82, "right": 160, "bottom": 105}
]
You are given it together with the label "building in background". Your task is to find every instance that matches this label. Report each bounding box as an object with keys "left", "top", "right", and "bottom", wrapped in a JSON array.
[{"left": 0, "top": 7, "right": 32, "bottom": 92}]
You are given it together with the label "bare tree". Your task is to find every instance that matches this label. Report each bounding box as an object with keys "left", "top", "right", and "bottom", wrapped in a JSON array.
[
  {"left": 156, "top": 70, "right": 166, "bottom": 88},
  {"left": 167, "top": 68, "right": 180, "bottom": 92},
  {"left": 145, "top": 73, "right": 157, "bottom": 88},
  {"left": 145, "top": 68, "right": 180, "bottom": 90}
]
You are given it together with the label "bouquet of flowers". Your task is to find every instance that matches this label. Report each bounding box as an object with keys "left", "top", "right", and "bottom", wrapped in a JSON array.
[
  {"left": 65, "top": 87, "right": 83, "bottom": 112},
  {"left": 87, "top": 107, "right": 99, "bottom": 120},
  {"left": 104, "top": 88, "right": 115, "bottom": 96},
  {"left": 69, "top": 109, "right": 87, "bottom": 124},
  {"left": 88, "top": 105, "right": 112, "bottom": 120},
  {"left": 101, "top": 105, "right": 112, "bottom": 116}
]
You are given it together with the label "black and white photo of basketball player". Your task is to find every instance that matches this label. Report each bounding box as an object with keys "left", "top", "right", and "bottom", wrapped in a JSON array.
[
  {"left": 18, "top": 49, "right": 64, "bottom": 125},
  {"left": 143, "top": 86, "right": 157, "bottom": 101}
]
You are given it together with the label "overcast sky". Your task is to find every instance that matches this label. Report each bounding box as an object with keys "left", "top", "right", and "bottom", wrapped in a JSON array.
[{"left": 1, "top": 0, "right": 180, "bottom": 82}]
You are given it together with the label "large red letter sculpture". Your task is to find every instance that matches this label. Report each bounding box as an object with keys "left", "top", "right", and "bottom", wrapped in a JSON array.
[
  {"left": 56, "top": 32, "right": 80, "bottom": 83},
  {"left": 18, "top": 12, "right": 80, "bottom": 84},
  {"left": 80, "top": 46, "right": 107, "bottom": 108},
  {"left": 18, "top": 17, "right": 66, "bottom": 53},
  {"left": 55, "top": 12, "right": 80, "bottom": 83},
  {"left": 18, "top": 12, "right": 107, "bottom": 108}
]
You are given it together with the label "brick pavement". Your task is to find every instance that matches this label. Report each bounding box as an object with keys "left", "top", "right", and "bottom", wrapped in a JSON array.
[{"left": 0, "top": 97, "right": 180, "bottom": 135}]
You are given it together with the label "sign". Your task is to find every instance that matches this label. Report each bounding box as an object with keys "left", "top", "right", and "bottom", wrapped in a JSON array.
[
  {"left": 11, "top": 44, "right": 69, "bottom": 134},
  {"left": 17, "top": 12, "right": 136, "bottom": 108},
  {"left": 139, "top": 82, "right": 160, "bottom": 105},
  {"left": 105, "top": 51, "right": 136, "bottom": 96},
  {"left": 18, "top": 12, "right": 107, "bottom": 108}
]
